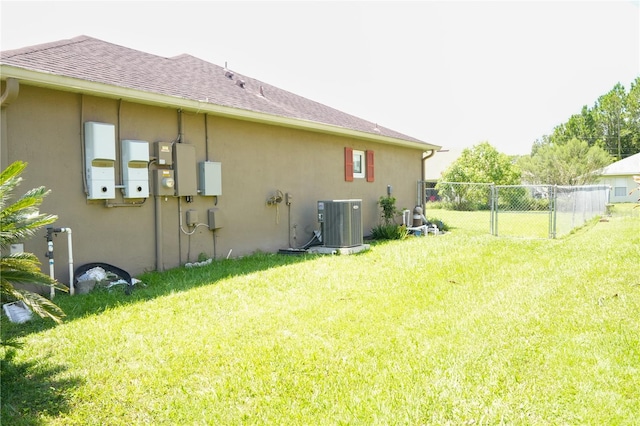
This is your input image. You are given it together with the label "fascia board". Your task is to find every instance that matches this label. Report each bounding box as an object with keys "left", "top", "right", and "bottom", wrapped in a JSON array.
[{"left": 1, "top": 65, "right": 440, "bottom": 151}]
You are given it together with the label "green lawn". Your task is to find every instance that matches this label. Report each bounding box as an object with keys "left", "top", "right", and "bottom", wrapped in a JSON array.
[
  {"left": 426, "top": 202, "right": 639, "bottom": 239},
  {"left": 2, "top": 215, "right": 639, "bottom": 425}
]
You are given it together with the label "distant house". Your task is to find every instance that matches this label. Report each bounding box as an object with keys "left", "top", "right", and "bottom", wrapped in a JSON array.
[
  {"left": 422, "top": 148, "right": 462, "bottom": 201},
  {"left": 594, "top": 152, "right": 640, "bottom": 203},
  {"left": 1, "top": 36, "right": 440, "bottom": 283}
]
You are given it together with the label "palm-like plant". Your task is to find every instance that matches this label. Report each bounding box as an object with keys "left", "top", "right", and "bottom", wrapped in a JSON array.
[{"left": 1, "top": 161, "right": 67, "bottom": 323}]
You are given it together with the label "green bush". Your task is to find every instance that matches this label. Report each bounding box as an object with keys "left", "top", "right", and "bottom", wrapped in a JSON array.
[
  {"left": 378, "top": 196, "right": 400, "bottom": 225},
  {"left": 371, "top": 224, "right": 409, "bottom": 240},
  {"left": 426, "top": 217, "right": 449, "bottom": 232}
]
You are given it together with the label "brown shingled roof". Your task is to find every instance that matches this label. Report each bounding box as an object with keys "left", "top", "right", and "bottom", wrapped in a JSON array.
[{"left": 1, "top": 35, "right": 432, "bottom": 146}]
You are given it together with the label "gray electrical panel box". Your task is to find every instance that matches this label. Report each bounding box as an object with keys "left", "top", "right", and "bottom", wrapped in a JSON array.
[
  {"left": 208, "top": 208, "right": 223, "bottom": 230},
  {"left": 155, "top": 142, "right": 173, "bottom": 166},
  {"left": 186, "top": 209, "right": 198, "bottom": 226},
  {"left": 173, "top": 143, "right": 197, "bottom": 196},
  {"left": 199, "top": 161, "right": 222, "bottom": 196}
]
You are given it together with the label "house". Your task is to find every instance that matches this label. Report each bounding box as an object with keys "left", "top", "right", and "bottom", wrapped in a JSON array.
[
  {"left": 422, "top": 148, "right": 462, "bottom": 202},
  {"left": 594, "top": 152, "right": 640, "bottom": 203},
  {"left": 1, "top": 36, "right": 440, "bottom": 284}
]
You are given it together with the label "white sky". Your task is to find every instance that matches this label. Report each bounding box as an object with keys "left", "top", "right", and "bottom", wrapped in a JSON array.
[{"left": 1, "top": 1, "right": 639, "bottom": 155}]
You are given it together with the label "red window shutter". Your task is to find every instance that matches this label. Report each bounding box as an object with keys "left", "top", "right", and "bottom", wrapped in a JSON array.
[
  {"left": 366, "top": 150, "right": 374, "bottom": 182},
  {"left": 344, "top": 147, "right": 354, "bottom": 182}
]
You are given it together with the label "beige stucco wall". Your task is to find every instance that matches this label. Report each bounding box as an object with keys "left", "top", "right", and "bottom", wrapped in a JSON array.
[{"left": 1, "top": 84, "right": 426, "bottom": 284}]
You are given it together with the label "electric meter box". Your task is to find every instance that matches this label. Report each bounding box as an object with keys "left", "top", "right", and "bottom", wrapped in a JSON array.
[
  {"left": 84, "top": 122, "right": 116, "bottom": 200},
  {"left": 208, "top": 208, "right": 223, "bottom": 230},
  {"left": 199, "top": 161, "right": 222, "bottom": 196},
  {"left": 154, "top": 169, "right": 175, "bottom": 196},
  {"left": 121, "top": 140, "right": 150, "bottom": 198}
]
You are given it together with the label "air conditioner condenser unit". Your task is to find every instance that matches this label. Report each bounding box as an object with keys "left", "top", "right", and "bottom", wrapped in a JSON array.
[{"left": 317, "top": 199, "right": 363, "bottom": 248}]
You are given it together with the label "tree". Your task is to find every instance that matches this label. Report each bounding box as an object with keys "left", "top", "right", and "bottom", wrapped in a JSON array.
[
  {"left": 549, "top": 106, "right": 598, "bottom": 147},
  {"left": 625, "top": 77, "right": 640, "bottom": 154},
  {"left": 540, "top": 79, "right": 640, "bottom": 159},
  {"left": 595, "top": 83, "right": 628, "bottom": 160},
  {"left": 436, "top": 142, "right": 521, "bottom": 210},
  {"left": 439, "top": 142, "right": 521, "bottom": 185},
  {"left": 1, "top": 161, "right": 67, "bottom": 324},
  {"left": 518, "top": 138, "right": 613, "bottom": 186}
]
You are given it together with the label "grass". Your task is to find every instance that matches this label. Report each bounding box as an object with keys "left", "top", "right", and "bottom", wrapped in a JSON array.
[
  {"left": 2, "top": 215, "right": 639, "bottom": 425},
  {"left": 426, "top": 202, "right": 639, "bottom": 238}
]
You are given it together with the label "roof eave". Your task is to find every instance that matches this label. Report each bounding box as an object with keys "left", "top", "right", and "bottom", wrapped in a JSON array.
[{"left": 1, "top": 65, "right": 440, "bottom": 151}]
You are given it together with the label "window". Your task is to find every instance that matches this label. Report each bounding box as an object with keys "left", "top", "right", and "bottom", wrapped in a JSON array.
[
  {"left": 614, "top": 186, "right": 627, "bottom": 197},
  {"left": 353, "top": 150, "right": 365, "bottom": 179},
  {"left": 344, "top": 147, "right": 374, "bottom": 182}
]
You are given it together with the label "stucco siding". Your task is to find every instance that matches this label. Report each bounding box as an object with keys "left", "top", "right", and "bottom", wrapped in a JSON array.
[{"left": 2, "top": 84, "right": 424, "bottom": 284}]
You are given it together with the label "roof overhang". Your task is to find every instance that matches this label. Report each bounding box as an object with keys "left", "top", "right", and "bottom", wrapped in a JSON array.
[{"left": 1, "top": 65, "right": 440, "bottom": 152}]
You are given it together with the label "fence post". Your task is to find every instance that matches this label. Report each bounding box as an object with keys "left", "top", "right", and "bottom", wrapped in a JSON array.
[
  {"left": 549, "top": 185, "right": 557, "bottom": 239},
  {"left": 489, "top": 185, "right": 496, "bottom": 236},
  {"left": 491, "top": 184, "right": 497, "bottom": 236}
]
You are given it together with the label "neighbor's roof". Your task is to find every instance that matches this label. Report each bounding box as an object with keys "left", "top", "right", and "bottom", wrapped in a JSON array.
[
  {"left": 598, "top": 152, "right": 640, "bottom": 176},
  {"left": 0, "top": 36, "right": 439, "bottom": 150}
]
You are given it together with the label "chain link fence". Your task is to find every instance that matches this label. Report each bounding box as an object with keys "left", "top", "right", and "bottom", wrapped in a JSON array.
[
  {"left": 420, "top": 181, "right": 610, "bottom": 239},
  {"left": 553, "top": 185, "right": 611, "bottom": 237}
]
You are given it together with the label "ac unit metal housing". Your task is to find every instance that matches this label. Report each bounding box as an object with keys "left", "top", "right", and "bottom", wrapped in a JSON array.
[{"left": 317, "top": 199, "right": 363, "bottom": 248}]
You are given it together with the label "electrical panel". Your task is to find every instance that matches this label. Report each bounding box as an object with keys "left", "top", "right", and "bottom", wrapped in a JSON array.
[
  {"left": 208, "top": 208, "right": 223, "bottom": 230},
  {"left": 154, "top": 169, "right": 175, "bottom": 196},
  {"left": 199, "top": 161, "right": 222, "bottom": 196},
  {"left": 121, "top": 140, "right": 149, "bottom": 198},
  {"left": 186, "top": 209, "right": 198, "bottom": 226},
  {"left": 173, "top": 143, "right": 197, "bottom": 196},
  {"left": 154, "top": 142, "right": 173, "bottom": 166},
  {"left": 84, "top": 122, "right": 116, "bottom": 199}
]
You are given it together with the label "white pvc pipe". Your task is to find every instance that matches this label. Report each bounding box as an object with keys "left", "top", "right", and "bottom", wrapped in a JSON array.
[
  {"left": 47, "top": 240, "right": 55, "bottom": 299},
  {"left": 62, "top": 228, "right": 74, "bottom": 295},
  {"left": 48, "top": 228, "right": 75, "bottom": 297}
]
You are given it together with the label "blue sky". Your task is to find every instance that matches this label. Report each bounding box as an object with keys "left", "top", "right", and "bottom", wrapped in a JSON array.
[{"left": 2, "top": 1, "right": 638, "bottom": 155}]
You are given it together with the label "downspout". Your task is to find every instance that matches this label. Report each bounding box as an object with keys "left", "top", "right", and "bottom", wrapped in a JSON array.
[
  {"left": 0, "top": 77, "right": 19, "bottom": 107},
  {"left": 1, "top": 78, "right": 20, "bottom": 168},
  {"left": 421, "top": 149, "right": 437, "bottom": 209}
]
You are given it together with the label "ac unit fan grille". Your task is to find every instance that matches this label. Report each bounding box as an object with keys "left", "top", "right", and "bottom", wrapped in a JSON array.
[{"left": 321, "top": 200, "right": 363, "bottom": 248}]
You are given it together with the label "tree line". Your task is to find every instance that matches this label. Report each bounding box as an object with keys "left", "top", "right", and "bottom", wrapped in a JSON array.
[
  {"left": 519, "top": 77, "right": 638, "bottom": 185},
  {"left": 439, "top": 77, "right": 638, "bottom": 188},
  {"left": 536, "top": 77, "right": 640, "bottom": 160}
]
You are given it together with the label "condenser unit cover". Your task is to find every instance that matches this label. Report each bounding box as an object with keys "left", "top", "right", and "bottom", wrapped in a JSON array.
[{"left": 318, "top": 199, "right": 363, "bottom": 248}]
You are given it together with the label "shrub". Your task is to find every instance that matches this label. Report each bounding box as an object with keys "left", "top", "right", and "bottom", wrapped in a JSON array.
[
  {"left": 378, "top": 195, "right": 400, "bottom": 225},
  {"left": 1, "top": 161, "right": 67, "bottom": 324},
  {"left": 371, "top": 224, "right": 409, "bottom": 240},
  {"left": 426, "top": 217, "right": 449, "bottom": 232}
]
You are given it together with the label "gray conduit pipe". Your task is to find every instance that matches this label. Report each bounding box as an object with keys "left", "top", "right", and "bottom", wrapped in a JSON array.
[{"left": 155, "top": 195, "right": 164, "bottom": 271}]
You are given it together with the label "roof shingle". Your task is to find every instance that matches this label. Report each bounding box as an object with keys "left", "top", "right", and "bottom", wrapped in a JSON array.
[{"left": 1, "top": 35, "right": 431, "bottom": 146}]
